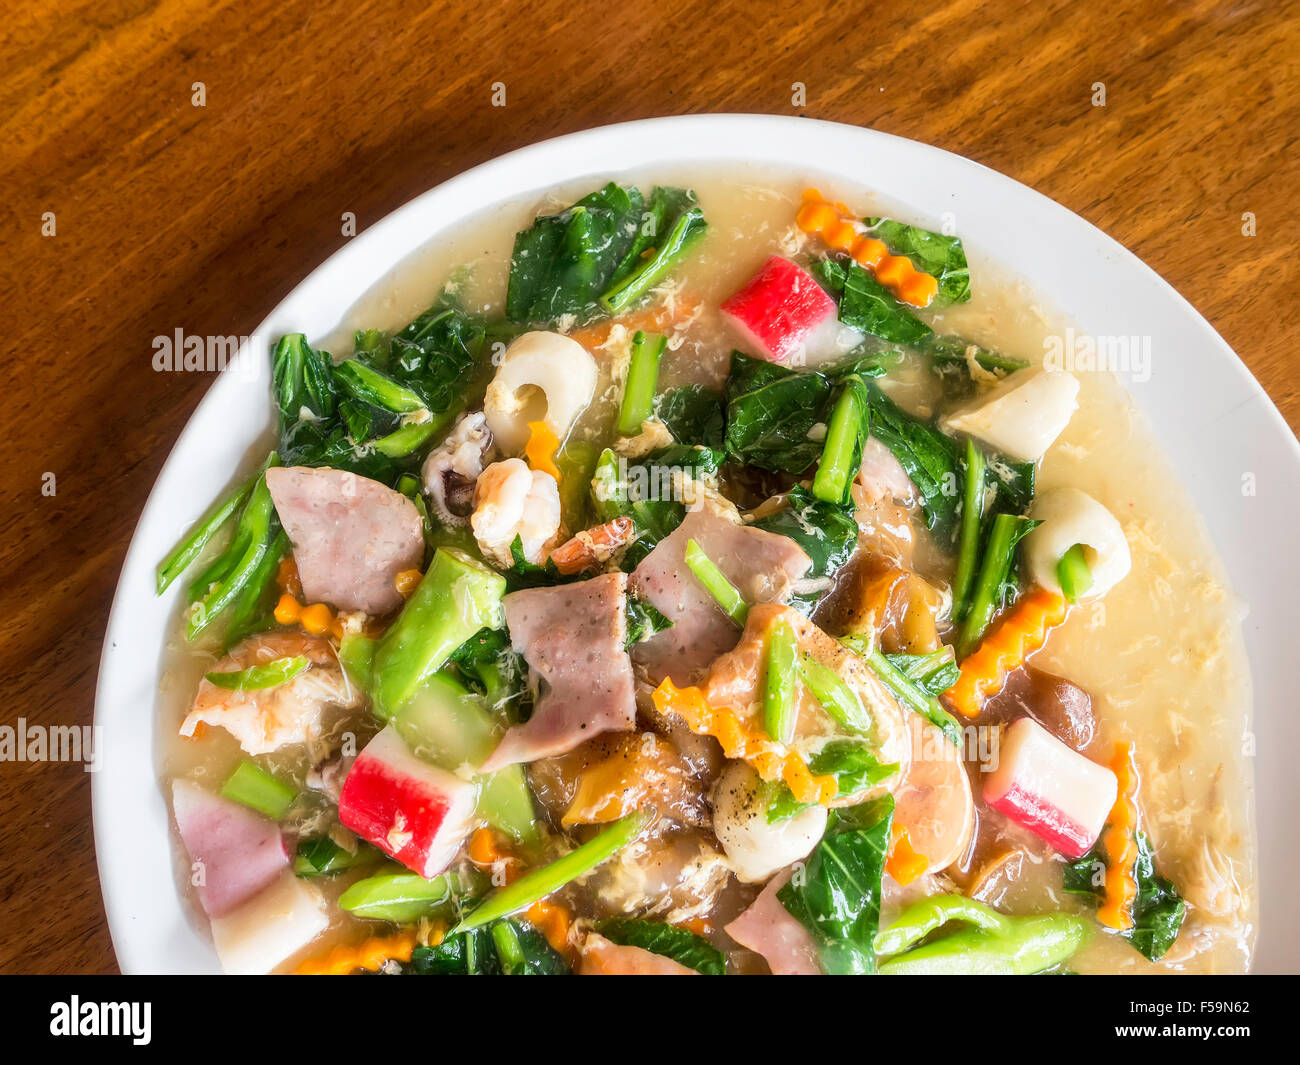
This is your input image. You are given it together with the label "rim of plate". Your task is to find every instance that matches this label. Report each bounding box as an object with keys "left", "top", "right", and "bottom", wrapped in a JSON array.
[{"left": 93, "top": 114, "right": 1300, "bottom": 974}]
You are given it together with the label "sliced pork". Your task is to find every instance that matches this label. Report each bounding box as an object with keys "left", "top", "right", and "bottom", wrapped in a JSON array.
[
  {"left": 482, "top": 573, "right": 636, "bottom": 770},
  {"left": 171, "top": 780, "right": 289, "bottom": 918},
  {"left": 724, "top": 867, "right": 822, "bottom": 975},
  {"left": 631, "top": 508, "right": 811, "bottom": 685},
  {"left": 266, "top": 465, "right": 424, "bottom": 615}
]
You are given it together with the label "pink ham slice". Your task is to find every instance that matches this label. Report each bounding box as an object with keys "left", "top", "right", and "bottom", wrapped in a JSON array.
[
  {"left": 265, "top": 466, "right": 424, "bottom": 615},
  {"left": 171, "top": 780, "right": 289, "bottom": 918},
  {"left": 631, "top": 508, "right": 811, "bottom": 685},
  {"left": 338, "top": 725, "right": 477, "bottom": 879},
  {"left": 579, "top": 933, "right": 700, "bottom": 976},
  {"left": 720, "top": 255, "right": 842, "bottom": 364},
  {"left": 725, "top": 867, "right": 822, "bottom": 975},
  {"left": 482, "top": 572, "right": 636, "bottom": 770}
]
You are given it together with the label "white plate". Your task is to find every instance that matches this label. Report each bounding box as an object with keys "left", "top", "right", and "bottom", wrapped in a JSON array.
[{"left": 93, "top": 115, "right": 1300, "bottom": 974}]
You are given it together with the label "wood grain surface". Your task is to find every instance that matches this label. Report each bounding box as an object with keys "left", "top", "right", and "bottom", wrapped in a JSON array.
[{"left": 0, "top": 0, "right": 1295, "bottom": 974}]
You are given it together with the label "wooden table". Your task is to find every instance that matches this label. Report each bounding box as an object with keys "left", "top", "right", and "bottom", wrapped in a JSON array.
[{"left": 1, "top": 0, "right": 1294, "bottom": 974}]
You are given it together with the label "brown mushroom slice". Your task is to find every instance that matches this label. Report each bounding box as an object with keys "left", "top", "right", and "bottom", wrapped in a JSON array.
[{"left": 892, "top": 720, "right": 975, "bottom": 874}]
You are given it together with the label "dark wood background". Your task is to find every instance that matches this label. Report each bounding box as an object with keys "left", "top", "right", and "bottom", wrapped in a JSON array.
[{"left": 0, "top": 0, "right": 1294, "bottom": 973}]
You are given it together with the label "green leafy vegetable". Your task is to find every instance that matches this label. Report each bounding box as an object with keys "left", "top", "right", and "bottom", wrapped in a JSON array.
[
  {"left": 293, "top": 837, "right": 375, "bottom": 878},
  {"left": 449, "top": 628, "right": 526, "bottom": 720},
  {"left": 404, "top": 928, "right": 500, "bottom": 975},
  {"left": 404, "top": 919, "right": 569, "bottom": 975},
  {"left": 600, "top": 199, "right": 708, "bottom": 314},
  {"left": 766, "top": 740, "right": 899, "bottom": 822},
  {"left": 847, "top": 638, "right": 963, "bottom": 746},
  {"left": 506, "top": 182, "right": 644, "bottom": 326},
  {"left": 724, "top": 352, "right": 832, "bottom": 473},
  {"left": 370, "top": 547, "right": 507, "bottom": 719},
  {"left": 797, "top": 653, "right": 872, "bottom": 734},
  {"left": 812, "top": 258, "right": 933, "bottom": 345},
  {"left": 272, "top": 333, "right": 336, "bottom": 434},
  {"left": 625, "top": 595, "right": 673, "bottom": 648},
  {"left": 882, "top": 648, "right": 961, "bottom": 697},
  {"left": 953, "top": 438, "right": 986, "bottom": 620},
  {"left": 1063, "top": 831, "right": 1186, "bottom": 961},
  {"left": 220, "top": 529, "right": 289, "bottom": 651},
  {"left": 864, "top": 217, "right": 970, "bottom": 305},
  {"left": 597, "top": 918, "right": 726, "bottom": 975},
  {"left": 590, "top": 446, "right": 721, "bottom": 569},
  {"left": 750, "top": 486, "right": 858, "bottom": 615},
  {"left": 863, "top": 382, "right": 962, "bottom": 537},
  {"left": 156, "top": 469, "right": 259, "bottom": 595},
  {"left": 778, "top": 796, "right": 894, "bottom": 974},
  {"left": 656, "top": 384, "right": 725, "bottom": 448}
]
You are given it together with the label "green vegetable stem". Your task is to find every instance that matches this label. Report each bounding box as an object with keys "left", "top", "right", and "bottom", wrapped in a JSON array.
[
  {"left": 370, "top": 547, "right": 507, "bottom": 719},
  {"left": 453, "top": 812, "right": 651, "bottom": 932},
  {"left": 874, "top": 894, "right": 1089, "bottom": 975},
  {"left": 616, "top": 331, "right": 667, "bottom": 436}
]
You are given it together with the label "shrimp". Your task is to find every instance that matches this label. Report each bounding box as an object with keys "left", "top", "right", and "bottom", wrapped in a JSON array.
[
  {"left": 180, "top": 632, "right": 360, "bottom": 756},
  {"left": 470, "top": 458, "right": 562, "bottom": 568},
  {"left": 420, "top": 410, "right": 495, "bottom": 527},
  {"left": 548, "top": 516, "right": 636, "bottom": 575}
]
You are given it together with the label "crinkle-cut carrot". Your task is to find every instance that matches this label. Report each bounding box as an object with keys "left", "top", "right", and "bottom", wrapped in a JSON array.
[
  {"left": 651, "top": 678, "right": 837, "bottom": 805},
  {"left": 797, "top": 189, "right": 940, "bottom": 308},
  {"left": 886, "top": 823, "right": 929, "bottom": 886},
  {"left": 295, "top": 928, "right": 419, "bottom": 975},
  {"left": 524, "top": 420, "right": 562, "bottom": 482},
  {"left": 944, "top": 588, "right": 1068, "bottom": 719},
  {"left": 1098, "top": 742, "right": 1140, "bottom": 931},
  {"left": 549, "top": 516, "right": 636, "bottom": 575},
  {"left": 273, "top": 593, "right": 345, "bottom": 640},
  {"left": 567, "top": 296, "right": 703, "bottom": 351}
]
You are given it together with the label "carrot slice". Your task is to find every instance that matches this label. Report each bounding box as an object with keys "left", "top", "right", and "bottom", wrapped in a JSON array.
[
  {"left": 944, "top": 588, "right": 1068, "bottom": 718},
  {"left": 567, "top": 296, "right": 702, "bottom": 351},
  {"left": 651, "top": 678, "right": 836, "bottom": 805},
  {"left": 295, "top": 928, "right": 419, "bottom": 975},
  {"left": 886, "top": 823, "right": 930, "bottom": 886},
  {"left": 1097, "top": 742, "right": 1140, "bottom": 931},
  {"left": 524, "top": 420, "right": 562, "bottom": 482},
  {"left": 797, "top": 189, "right": 940, "bottom": 308}
]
